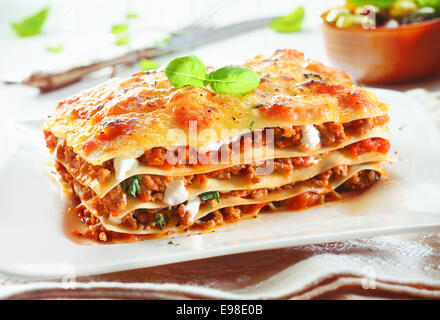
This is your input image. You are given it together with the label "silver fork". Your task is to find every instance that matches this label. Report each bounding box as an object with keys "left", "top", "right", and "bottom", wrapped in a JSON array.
[{"left": 172, "top": 0, "right": 230, "bottom": 35}]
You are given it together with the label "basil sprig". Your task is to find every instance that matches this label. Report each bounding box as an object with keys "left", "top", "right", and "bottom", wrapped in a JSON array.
[{"left": 164, "top": 55, "right": 260, "bottom": 94}]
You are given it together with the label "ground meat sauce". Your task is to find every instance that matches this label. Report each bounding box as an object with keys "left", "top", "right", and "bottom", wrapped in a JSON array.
[
  {"left": 137, "top": 115, "right": 388, "bottom": 168},
  {"left": 54, "top": 130, "right": 388, "bottom": 218},
  {"left": 43, "top": 130, "right": 57, "bottom": 152},
  {"left": 55, "top": 155, "right": 318, "bottom": 217},
  {"left": 112, "top": 166, "right": 380, "bottom": 233},
  {"left": 47, "top": 115, "right": 388, "bottom": 187},
  {"left": 68, "top": 167, "right": 381, "bottom": 242},
  {"left": 55, "top": 140, "right": 113, "bottom": 185},
  {"left": 336, "top": 170, "right": 381, "bottom": 194},
  {"left": 69, "top": 199, "right": 166, "bottom": 243},
  {"left": 346, "top": 138, "right": 390, "bottom": 158}
]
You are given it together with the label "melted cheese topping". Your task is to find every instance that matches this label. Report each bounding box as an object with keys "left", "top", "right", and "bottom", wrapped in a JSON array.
[{"left": 43, "top": 49, "right": 389, "bottom": 165}]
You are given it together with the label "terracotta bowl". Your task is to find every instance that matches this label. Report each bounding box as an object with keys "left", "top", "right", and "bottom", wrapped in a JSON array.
[{"left": 321, "top": 13, "right": 440, "bottom": 84}]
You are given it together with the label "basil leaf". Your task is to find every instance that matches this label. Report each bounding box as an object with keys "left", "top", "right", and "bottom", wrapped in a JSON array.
[
  {"left": 269, "top": 6, "right": 304, "bottom": 33},
  {"left": 115, "top": 34, "right": 130, "bottom": 46},
  {"left": 165, "top": 55, "right": 207, "bottom": 89},
  {"left": 45, "top": 44, "right": 63, "bottom": 53},
  {"left": 140, "top": 58, "right": 159, "bottom": 71},
  {"left": 207, "top": 66, "right": 260, "bottom": 94},
  {"left": 111, "top": 24, "right": 129, "bottom": 34},
  {"left": 11, "top": 6, "right": 50, "bottom": 37},
  {"left": 346, "top": 0, "right": 395, "bottom": 9},
  {"left": 126, "top": 11, "right": 139, "bottom": 19},
  {"left": 200, "top": 191, "right": 220, "bottom": 203}
]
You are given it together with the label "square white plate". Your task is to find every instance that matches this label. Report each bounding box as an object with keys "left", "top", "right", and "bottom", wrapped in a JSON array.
[{"left": 1, "top": 88, "right": 440, "bottom": 280}]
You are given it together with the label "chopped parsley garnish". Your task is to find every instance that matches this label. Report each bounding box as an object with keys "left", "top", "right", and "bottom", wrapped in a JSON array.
[
  {"left": 115, "top": 34, "right": 130, "bottom": 46},
  {"left": 183, "top": 200, "right": 188, "bottom": 205},
  {"left": 111, "top": 24, "right": 129, "bottom": 34},
  {"left": 126, "top": 11, "right": 139, "bottom": 19},
  {"left": 11, "top": 6, "right": 50, "bottom": 37},
  {"left": 200, "top": 191, "right": 220, "bottom": 203},
  {"left": 303, "top": 73, "right": 324, "bottom": 80},
  {"left": 155, "top": 213, "right": 169, "bottom": 230},
  {"left": 279, "top": 98, "right": 291, "bottom": 106},
  {"left": 140, "top": 58, "right": 159, "bottom": 71},
  {"left": 122, "top": 176, "right": 141, "bottom": 197},
  {"left": 168, "top": 241, "right": 179, "bottom": 246},
  {"left": 252, "top": 104, "right": 264, "bottom": 109},
  {"left": 398, "top": 124, "right": 407, "bottom": 131},
  {"left": 45, "top": 44, "right": 63, "bottom": 53},
  {"left": 111, "top": 23, "right": 130, "bottom": 46},
  {"left": 249, "top": 120, "right": 255, "bottom": 131}
]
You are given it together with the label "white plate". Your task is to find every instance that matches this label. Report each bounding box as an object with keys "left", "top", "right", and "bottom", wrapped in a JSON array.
[{"left": 1, "top": 88, "right": 440, "bottom": 280}]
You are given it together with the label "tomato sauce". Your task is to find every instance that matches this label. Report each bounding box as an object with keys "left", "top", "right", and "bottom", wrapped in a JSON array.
[{"left": 346, "top": 138, "right": 390, "bottom": 157}]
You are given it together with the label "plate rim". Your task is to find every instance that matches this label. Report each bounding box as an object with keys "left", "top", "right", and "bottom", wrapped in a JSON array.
[{"left": 2, "top": 87, "right": 440, "bottom": 280}]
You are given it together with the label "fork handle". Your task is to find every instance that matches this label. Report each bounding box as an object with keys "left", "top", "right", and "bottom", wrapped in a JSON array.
[{"left": 23, "top": 47, "right": 168, "bottom": 92}]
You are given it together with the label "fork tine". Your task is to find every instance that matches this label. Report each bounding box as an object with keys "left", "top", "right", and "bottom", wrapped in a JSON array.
[
  {"left": 173, "top": 0, "right": 230, "bottom": 34},
  {"left": 186, "top": 0, "right": 229, "bottom": 30}
]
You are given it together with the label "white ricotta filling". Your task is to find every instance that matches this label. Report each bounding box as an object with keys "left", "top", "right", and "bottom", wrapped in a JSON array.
[
  {"left": 107, "top": 215, "right": 122, "bottom": 225},
  {"left": 198, "top": 135, "right": 242, "bottom": 153},
  {"left": 113, "top": 157, "right": 139, "bottom": 181},
  {"left": 163, "top": 179, "right": 189, "bottom": 206},
  {"left": 301, "top": 125, "right": 321, "bottom": 150},
  {"left": 184, "top": 196, "right": 201, "bottom": 224}
]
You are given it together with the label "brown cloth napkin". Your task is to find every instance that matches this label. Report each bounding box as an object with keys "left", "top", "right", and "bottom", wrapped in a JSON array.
[{"left": 1, "top": 90, "right": 440, "bottom": 300}]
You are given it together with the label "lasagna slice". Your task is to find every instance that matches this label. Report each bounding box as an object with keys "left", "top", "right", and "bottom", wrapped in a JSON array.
[{"left": 43, "top": 49, "right": 391, "bottom": 243}]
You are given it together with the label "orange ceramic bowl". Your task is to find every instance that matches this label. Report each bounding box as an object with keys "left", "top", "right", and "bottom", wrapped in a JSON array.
[{"left": 321, "top": 13, "right": 440, "bottom": 84}]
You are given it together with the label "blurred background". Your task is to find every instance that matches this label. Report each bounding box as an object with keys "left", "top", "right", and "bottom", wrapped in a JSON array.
[
  {"left": 0, "top": 0, "right": 439, "bottom": 120},
  {"left": 0, "top": 0, "right": 338, "bottom": 74}
]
